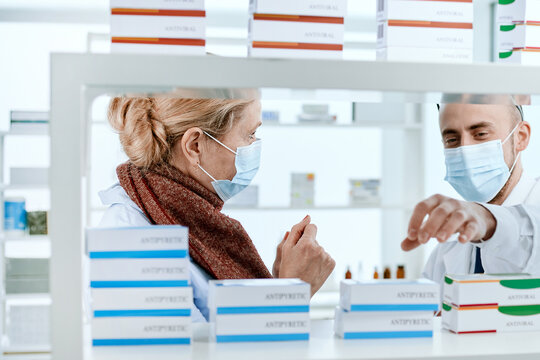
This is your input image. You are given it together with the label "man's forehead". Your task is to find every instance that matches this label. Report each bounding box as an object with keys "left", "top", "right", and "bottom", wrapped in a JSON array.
[{"left": 439, "top": 104, "right": 515, "bottom": 131}]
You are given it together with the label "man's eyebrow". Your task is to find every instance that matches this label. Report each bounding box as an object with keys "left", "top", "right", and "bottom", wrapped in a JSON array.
[{"left": 442, "top": 128, "right": 458, "bottom": 137}]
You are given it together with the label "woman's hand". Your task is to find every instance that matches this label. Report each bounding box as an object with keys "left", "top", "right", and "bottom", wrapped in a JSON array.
[{"left": 277, "top": 215, "right": 336, "bottom": 297}]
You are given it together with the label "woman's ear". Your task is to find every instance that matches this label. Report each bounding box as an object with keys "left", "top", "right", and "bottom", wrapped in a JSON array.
[
  {"left": 180, "top": 127, "right": 204, "bottom": 167},
  {"left": 516, "top": 121, "right": 531, "bottom": 152}
]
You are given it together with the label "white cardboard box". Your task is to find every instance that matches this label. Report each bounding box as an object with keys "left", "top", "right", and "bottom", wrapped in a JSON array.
[
  {"left": 111, "top": 41, "right": 205, "bottom": 54},
  {"left": 111, "top": 12, "right": 205, "bottom": 39},
  {"left": 377, "top": 0, "right": 473, "bottom": 23},
  {"left": 250, "top": 18, "right": 344, "bottom": 44},
  {"left": 377, "top": 46, "right": 473, "bottom": 63},
  {"left": 444, "top": 274, "right": 540, "bottom": 307},
  {"left": 498, "top": 23, "right": 540, "bottom": 50},
  {"left": 250, "top": 0, "right": 347, "bottom": 17},
  {"left": 208, "top": 279, "right": 310, "bottom": 316},
  {"left": 442, "top": 302, "right": 540, "bottom": 334},
  {"left": 340, "top": 279, "right": 439, "bottom": 312},
  {"left": 92, "top": 316, "right": 191, "bottom": 345},
  {"left": 498, "top": 48, "right": 540, "bottom": 64},
  {"left": 377, "top": 21, "right": 473, "bottom": 49},
  {"left": 497, "top": 0, "right": 540, "bottom": 23},
  {"left": 91, "top": 287, "right": 193, "bottom": 311},
  {"left": 87, "top": 226, "right": 188, "bottom": 253},
  {"left": 90, "top": 258, "right": 190, "bottom": 283},
  {"left": 110, "top": 0, "right": 205, "bottom": 10},
  {"left": 248, "top": 45, "right": 342, "bottom": 59},
  {"left": 213, "top": 312, "right": 310, "bottom": 342},
  {"left": 334, "top": 307, "right": 434, "bottom": 339}
]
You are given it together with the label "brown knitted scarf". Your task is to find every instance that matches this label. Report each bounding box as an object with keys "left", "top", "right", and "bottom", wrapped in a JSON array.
[{"left": 116, "top": 161, "right": 272, "bottom": 280}]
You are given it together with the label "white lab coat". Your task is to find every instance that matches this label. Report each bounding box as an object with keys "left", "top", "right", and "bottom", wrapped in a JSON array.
[
  {"left": 97, "top": 183, "right": 212, "bottom": 322},
  {"left": 423, "top": 174, "right": 540, "bottom": 286}
]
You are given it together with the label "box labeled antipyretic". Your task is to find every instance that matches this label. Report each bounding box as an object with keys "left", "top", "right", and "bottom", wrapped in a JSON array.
[
  {"left": 334, "top": 307, "right": 434, "bottom": 339},
  {"left": 340, "top": 279, "right": 439, "bottom": 312}
]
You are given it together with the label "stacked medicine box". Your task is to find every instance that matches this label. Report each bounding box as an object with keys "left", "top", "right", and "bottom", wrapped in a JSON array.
[
  {"left": 443, "top": 274, "right": 540, "bottom": 334},
  {"left": 497, "top": 0, "right": 540, "bottom": 64},
  {"left": 335, "top": 279, "right": 439, "bottom": 339},
  {"left": 110, "top": 0, "right": 206, "bottom": 55},
  {"left": 248, "top": 0, "right": 347, "bottom": 59},
  {"left": 208, "top": 279, "right": 310, "bottom": 342},
  {"left": 87, "top": 226, "right": 192, "bottom": 346},
  {"left": 376, "top": 0, "right": 474, "bottom": 63}
]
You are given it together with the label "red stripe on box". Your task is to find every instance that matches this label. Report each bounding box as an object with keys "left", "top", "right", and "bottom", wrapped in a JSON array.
[
  {"left": 111, "top": 9, "right": 206, "bottom": 17},
  {"left": 388, "top": 20, "right": 473, "bottom": 29},
  {"left": 252, "top": 41, "right": 342, "bottom": 51},
  {"left": 112, "top": 37, "right": 206, "bottom": 46},
  {"left": 253, "top": 13, "right": 344, "bottom": 24}
]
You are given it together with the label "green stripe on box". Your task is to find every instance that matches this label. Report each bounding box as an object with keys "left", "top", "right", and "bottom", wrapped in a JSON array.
[
  {"left": 499, "top": 51, "right": 513, "bottom": 59},
  {"left": 500, "top": 279, "right": 540, "bottom": 289},
  {"left": 499, "top": 0, "right": 515, "bottom": 5},
  {"left": 442, "top": 303, "right": 452, "bottom": 312},
  {"left": 500, "top": 24, "right": 516, "bottom": 32},
  {"left": 498, "top": 305, "right": 540, "bottom": 316},
  {"left": 444, "top": 276, "right": 453, "bottom": 285}
]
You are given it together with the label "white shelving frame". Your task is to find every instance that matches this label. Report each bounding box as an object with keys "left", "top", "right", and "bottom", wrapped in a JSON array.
[{"left": 49, "top": 55, "right": 540, "bottom": 360}]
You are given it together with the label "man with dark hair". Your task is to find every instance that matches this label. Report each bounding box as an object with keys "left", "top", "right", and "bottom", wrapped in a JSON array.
[{"left": 401, "top": 103, "right": 540, "bottom": 285}]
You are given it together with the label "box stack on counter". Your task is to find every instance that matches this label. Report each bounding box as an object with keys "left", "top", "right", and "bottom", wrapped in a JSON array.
[
  {"left": 376, "top": 0, "right": 474, "bottom": 63},
  {"left": 248, "top": 0, "right": 348, "bottom": 59},
  {"left": 443, "top": 274, "right": 540, "bottom": 334},
  {"left": 497, "top": 0, "right": 540, "bottom": 64},
  {"left": 87, "top": 226, "right": 192, "bottom": 346},
  {"left": 208, "top": 279, "right": 310, "bottom": 342},
  {"left": 335, "top": 279, "right": 439, "bottom": 339},
  {"left": 110, "top": 0, "right": 206, "bottom": 55},
  {"left": 291, "top": 173, "right": 315, "bottom": 208}
]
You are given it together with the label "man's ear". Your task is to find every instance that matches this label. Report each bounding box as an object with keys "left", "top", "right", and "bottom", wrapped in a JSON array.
[
  {"left": 516, "top": 121, "right": 531, "bottom": 152},
  {"left": 180, "top": 128, "right": 204, "bottom": 167}
]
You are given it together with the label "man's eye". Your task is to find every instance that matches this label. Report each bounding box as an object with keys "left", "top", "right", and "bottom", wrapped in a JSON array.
[
  {"left": 445, "top": 138, "right": 457, "bottom": 145},
  {"left": 476, "top": 132, "right": 488, "bottom": 138}
]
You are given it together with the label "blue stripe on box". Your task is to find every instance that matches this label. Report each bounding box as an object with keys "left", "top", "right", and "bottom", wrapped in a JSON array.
[
  {"left": 343, "top": 331, "right": 433, "bottom": 339},
  {"left": 350, "top": 304, "right": 438, "bottom": 312},
  {"left": 89, "top": 250, "right": 188, "bottom": 259},
  {"left": 90, "top": 280, "right": 189, "bottom": 288},
  {"left": 94, "top": 309, "right": 191, "bottom": 317},
  {"left": 217, "top": 305, "right": 309, "bottom": 314},
  {"left": 216, "top": 333, "right": 309, "bottom": 342},
  {"left": 93, "top": 338, "right": 191, "bottom": 346}
]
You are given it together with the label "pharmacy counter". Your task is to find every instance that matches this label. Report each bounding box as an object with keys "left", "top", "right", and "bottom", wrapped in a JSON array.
[{"left": 91, "top": 318, "right": 540, "bottom": 360}]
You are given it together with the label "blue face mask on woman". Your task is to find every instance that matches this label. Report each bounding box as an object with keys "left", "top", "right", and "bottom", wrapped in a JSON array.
[
  {"left": 198, "top": 131, "right": 261, "bottom": 202},
  {"left": 444, "top": 122, "right": 521, "bottom": 203}
]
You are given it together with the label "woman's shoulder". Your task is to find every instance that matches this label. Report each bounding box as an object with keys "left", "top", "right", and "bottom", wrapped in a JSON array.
[{"left": 97, "top": 183, "right": 150, "bottom": 228}]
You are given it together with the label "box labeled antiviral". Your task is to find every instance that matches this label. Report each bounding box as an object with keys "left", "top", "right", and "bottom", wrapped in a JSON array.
[
  {"left": 377, "top": 0, "right": 473, "bottom": 23},
  {"left": 249, "top": 16, "right": 344, "bottom": 44},
  {"left": 111, "top": 41, "right": 206, "bottom": 54},
  {"left": 110, "top": 10, "right": 206, "bottom": 39},
  {"left": 499, "top": 48, "right": 540, "bottom": 64},
  {"left": 377, "top": 46, "right": 473, "bottom": 63},
  {"left": 208, "top": 279, "right": 310, "bottom": 342},
  {"left": 91, "top": 287, "right": 193, "bottom": 313},
  {"left": 110, "top": 0, "right": 205, "bottom": 10},
  {"left": 497, "top": 0, "right": 540, "bottom": 23},
  {"left": 250, "top": 0, "right": 348, "bottom": 17},
  {"left": 442, "top": 302, "right": 540, "bottom": 334},
  {"left": 340, "top": 279, "right": 440, "bottom": 312},
  {"left": 444, "top": 274, "right": 540, "bottom": 307},
  {"left": 498, "top": 23, "right": 540, "bottom": 50},
  {"left": 248, "top": 45, "right": 342, "bottom": 59},
  {"left": 92, "top": 316, "right": 192, "bottom": 346},
  {"left": 334, "top": 307, "right": 434, "bottom": 339},
  {"left": 377, "top": 20, "right": 473, "bottom": 49}
]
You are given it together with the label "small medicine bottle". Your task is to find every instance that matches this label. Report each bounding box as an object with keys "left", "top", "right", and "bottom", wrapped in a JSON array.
[
  {"left": 383, "top": 266, "right": 391, "bottom": 279},
  {"left": 373, "top": 267, "right": 379, "bottom": 279},
  {"left": 345, "top": 266, "right": 352, "bottom": 280},
  {"left": 397, "top": 265, "right": 405, "bottom": 279}
]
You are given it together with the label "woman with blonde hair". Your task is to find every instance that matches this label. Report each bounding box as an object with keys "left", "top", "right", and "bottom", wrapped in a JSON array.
[{"left": 98, "top": 94, "right": 335, "bottom": 321}]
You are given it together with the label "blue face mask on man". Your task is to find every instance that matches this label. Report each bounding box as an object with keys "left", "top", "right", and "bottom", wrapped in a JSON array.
[
  {"left": 444, "top": 122, "right": 521, "bottom": 203},
  {"left": 198, "top": 131, "right": 261, "bottom": 202}
]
